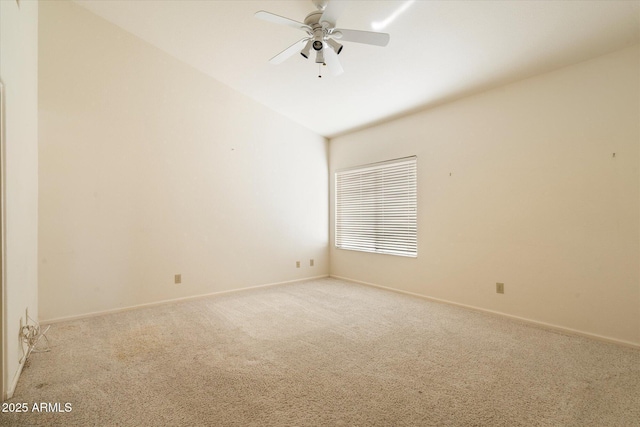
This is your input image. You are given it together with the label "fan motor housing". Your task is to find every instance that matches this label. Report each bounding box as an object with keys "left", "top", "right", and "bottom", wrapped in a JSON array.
[{"left": 304, "top": 10, "right": 324, "bottom": 27}]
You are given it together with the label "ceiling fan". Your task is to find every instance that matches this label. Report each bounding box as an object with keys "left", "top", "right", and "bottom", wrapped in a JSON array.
[{"left": 255, "top": 0, "right": 390, "bottom": 77}]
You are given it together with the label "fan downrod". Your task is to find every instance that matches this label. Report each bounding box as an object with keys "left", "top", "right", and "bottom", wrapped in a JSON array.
[{"left": 311, "top": 0, "right": 328, "bottom": 11}]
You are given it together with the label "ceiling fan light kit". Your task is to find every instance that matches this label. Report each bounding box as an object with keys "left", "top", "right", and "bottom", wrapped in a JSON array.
[
  {"left": 300, "top": 40, "right": 313, "bottom": 59},
  {"left": 326, "top": 38, "right": 343, "bottom": 55},
  {"left": 255, "top": 0, "right": 390, "bottom": 77}
]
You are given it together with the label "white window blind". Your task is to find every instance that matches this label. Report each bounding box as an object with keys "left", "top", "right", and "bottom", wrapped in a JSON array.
[{"left": 335, "top": 156, "right": 417, "bottom": 257}]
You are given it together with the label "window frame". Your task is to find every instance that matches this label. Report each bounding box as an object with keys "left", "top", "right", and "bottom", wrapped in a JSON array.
[{"left": 334, "top": 156, "right": 418, "bottom": 258}]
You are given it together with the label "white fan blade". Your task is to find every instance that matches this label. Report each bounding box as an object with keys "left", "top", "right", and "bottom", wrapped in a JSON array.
[
  {"left": 333, "top": 29, "right": 390, "bottom": 47},
  {"left": 269, "top": 38, "right": 309, "bottom": 64},
  {"left": 255, "top": 11, "right": 311, "bottom": 32},
  {"left": 323, "top": 45, "right": 344, "bottom": 76},
  {"left": 320, "top": 0, "right": 348, "bottom": 27}
]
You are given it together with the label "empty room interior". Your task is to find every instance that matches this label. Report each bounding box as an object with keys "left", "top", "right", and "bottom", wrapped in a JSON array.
[{"left": 1, "top": 0, "right": 639, "bottom": 425}]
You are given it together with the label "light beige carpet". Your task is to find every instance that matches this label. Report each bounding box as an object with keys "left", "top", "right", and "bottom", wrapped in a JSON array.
[{"left": 2, "top": 277, "right": 639, "bottom": 426}]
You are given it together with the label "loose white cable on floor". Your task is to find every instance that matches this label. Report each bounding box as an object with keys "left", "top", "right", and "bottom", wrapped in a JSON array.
[{"left": 19, "top": 313, "right": 51, "bottom": 363}]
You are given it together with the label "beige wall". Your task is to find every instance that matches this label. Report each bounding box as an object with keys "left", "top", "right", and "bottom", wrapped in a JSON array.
[
  {"left": 0, "top": 0, "right": 39, "bottom": 397},
  {"left": 330, "top": 46, "right": 640, "bottom": 346},
  {"left": 38, "top": 1, "right": 328, "bottom": 322}
]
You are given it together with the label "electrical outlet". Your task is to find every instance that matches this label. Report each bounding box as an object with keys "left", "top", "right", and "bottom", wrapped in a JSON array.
[
  {"left": 296, "top": 261, "right": 300, "bottom": 268},
  {"left": 310, "top": 259, "right": 314, "bottom": 267},
  {"left": 174, "top": 274, "right": 181, "bottom": 284},
  {"left": 496, "top": 282, "right": 504, "bottom": 294}
]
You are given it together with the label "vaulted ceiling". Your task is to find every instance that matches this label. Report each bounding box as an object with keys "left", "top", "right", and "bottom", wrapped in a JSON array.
[{"left": 74, "top": 0, "right": 639, "bottom": 137}]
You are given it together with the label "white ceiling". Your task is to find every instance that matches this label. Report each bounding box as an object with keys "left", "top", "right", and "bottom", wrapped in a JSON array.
[{"left": 74, "top": 0, "right": 640, "bottom": 137}]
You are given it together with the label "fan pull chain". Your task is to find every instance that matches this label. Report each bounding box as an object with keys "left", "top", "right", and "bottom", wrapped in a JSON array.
[{"left": 318, "top": 63, "right": 322, "bottom": 78}]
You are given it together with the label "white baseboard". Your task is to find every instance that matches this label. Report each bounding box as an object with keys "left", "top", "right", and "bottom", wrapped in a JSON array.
[
  {"left": 6, "top": 357, "right": 25, "bottom": 400},
  {"left": 331, "top": 275, "right": 640, "bottom": 350},
  {"left": 40, "top": 275, "right": 330, "bottom": 325}
]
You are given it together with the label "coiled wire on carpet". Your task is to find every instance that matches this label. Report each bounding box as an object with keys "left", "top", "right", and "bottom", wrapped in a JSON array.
[{"left": 19, "top": 313, "right": 51, "bottom": 363}]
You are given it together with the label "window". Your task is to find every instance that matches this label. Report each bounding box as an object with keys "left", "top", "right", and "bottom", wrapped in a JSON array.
[{"left": 335, "top": 156, "right": 417, "bottom": 257}]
